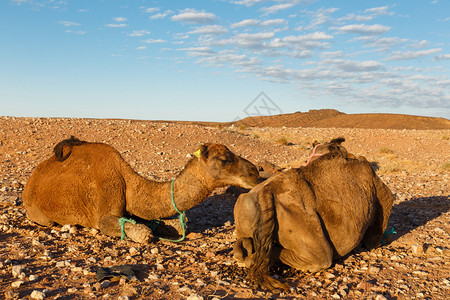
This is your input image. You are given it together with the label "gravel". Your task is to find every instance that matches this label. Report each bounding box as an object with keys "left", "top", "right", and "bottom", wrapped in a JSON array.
[{"left": 0, "top": 116, "right": 449, "bottom": 299}]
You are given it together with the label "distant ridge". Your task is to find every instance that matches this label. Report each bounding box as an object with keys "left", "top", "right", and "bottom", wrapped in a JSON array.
[{"left": 229, "top": 109, "right": 450, "bottom": 130}]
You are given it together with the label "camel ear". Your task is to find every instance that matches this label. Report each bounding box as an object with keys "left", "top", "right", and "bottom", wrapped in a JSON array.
[
  {"left": 330, "top": 137, "right": 345, "bottom": 145},
  {"left": 194, "top": 144, "right": 208, "bottom": 159}
]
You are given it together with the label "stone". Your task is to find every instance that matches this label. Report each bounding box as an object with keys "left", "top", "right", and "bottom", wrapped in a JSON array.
[
  {"left": 30, "top": 290, "right": 46, "bottom": 300},
  {"left": 60, "top": 224, "right": 71, "bottom": 232},
  {"left": 92, "top": 282, "right": 102, "bottom": 291},
  {"left": 11, "top": 265, "right": 24, "bottom": 277},
  {"left": 411, "top": 244, "right": 423, "bottom": 255},
  {"left": 187, "top": 294, "right": 204, "bottom": 300},
  {"left": 11, "top": 281, "right": 23, "bottom": 288},
  {"left": 4, "top": 290, "right": 20, "bottom": 299}
]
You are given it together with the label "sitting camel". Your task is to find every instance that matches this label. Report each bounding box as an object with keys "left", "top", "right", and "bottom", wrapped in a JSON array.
[
  {"left": 23, "top": 136, "right": 260, "bottom": 243},
  {"left": 233, "top": 138, "right": 393, "bottom": 290}
]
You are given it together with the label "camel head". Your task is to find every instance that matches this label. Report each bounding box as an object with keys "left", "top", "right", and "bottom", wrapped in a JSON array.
[
  {"left": 193, "top": 143, "right": 260, "bottom": 189},
  {"left": 302, "top": 137, "right": 355, "bottom": 166}
]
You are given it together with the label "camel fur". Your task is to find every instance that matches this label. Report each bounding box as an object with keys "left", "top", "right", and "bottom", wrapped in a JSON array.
[
  {"left": 233, "top": 138, "right": 393, "bottom": 290},
  {"left": 23, "top": 136, "right": 260, "bottom": 243}
]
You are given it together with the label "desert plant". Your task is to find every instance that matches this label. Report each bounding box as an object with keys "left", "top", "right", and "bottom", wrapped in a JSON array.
[
  {"left": 380, "top": 147, "right": 394, "bottom": 154},
  {"left": 276, "top": 136, "right": 291, "bottom": 146}
]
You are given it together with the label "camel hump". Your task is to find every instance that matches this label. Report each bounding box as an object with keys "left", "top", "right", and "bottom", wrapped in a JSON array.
[{"left": 53, "top": 136, "right": 87, "bottom": 162}]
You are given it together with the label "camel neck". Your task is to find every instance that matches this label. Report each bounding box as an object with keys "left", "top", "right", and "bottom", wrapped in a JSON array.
[
  {"left": 169, "top": 159, "right": 214, "bottom": 212},
  {"left": 126, "top": 158, "right": 215, "bottom": 220}
]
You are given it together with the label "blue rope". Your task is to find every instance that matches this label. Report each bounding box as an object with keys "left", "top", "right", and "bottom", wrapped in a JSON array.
[
  {"left": 382, "top": 227, "right": 397, "bottom": 245},
  {"left": 118, "top": 217, "right": 136, "bottom": 240},
  {"left": 159, "top": 179, "right": 187, "bottom": 242}
]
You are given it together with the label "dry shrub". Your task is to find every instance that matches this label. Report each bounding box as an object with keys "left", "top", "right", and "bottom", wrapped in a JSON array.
[
  {"left": 276, "top": 136, "right": 292, "bottom": 146},
  {"left": 380, "top": 147, "right": 394, "bottom": 154}
]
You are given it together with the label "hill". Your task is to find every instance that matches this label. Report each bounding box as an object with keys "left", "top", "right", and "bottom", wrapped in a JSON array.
[{"left": 231, "top": 109, "right": 450, "bottom": 130}]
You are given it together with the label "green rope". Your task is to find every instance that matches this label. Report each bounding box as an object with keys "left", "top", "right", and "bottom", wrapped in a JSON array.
[
  {"left": 382, "top": 227, "right": 397, "bottom": 245},
  {"left": 149, "top": 218, "right": 162, "bottom": 232},
  {"left": 119, "top": 217, "right": 136, "bottom": 240},
  {"left": 159, "top": 179, "right": 187, "bottom": 243}
]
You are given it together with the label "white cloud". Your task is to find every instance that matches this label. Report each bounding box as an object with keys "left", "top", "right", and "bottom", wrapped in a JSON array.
[
  {"left": 231, "top": 0, "right": 268, "bottom": 6},
  {"left": 65, "top": 30, "right": 86, "bottom": 35},
  {"left": 171, "top": 8, "right": 216, "bottom": 24},
  {"left": 231, "top": 19, "right": 259, "bottom": 28},
  {"left": 269, "top": 32, "right": 333, "bottom": 50},
  {"left": 364, "top": 6, "right": 389, "bottom": 16},
  {"left": 335, "top": 24, "right": 391, "bottom": 35},
  {"left": 434, "top": 54, "right": 450, "bottom": 61},
  {"left": 236, "top": 32, "right": 275, "bottom": 48},
  {"left": 411, "top": 40, "right": 428, "bottom": 49},
  {"left": 179, "top": 47, "right": 215, "bottom": 57},
  {"left": 308, "top": 7, "right": 339, "bottom": 28},
  {"left": 136, "top": 46, "right": 147, "bottom": 50},
  {"left": 260, "top": 3, "right": 296, "bottom": 15},
  {"left": 143, "top": 39, "right": 167, "bottom": 44},
  {"left": 59, "top": 21, "right": 80, "bottom": 27},
  {"left": 142, "top": 7, "right": 160, "bottom": 13},
  {"left": 259, "top": 0, "right": 310, "bottom": 15},
  {"left": 128, "top": 30, "right": 151, "bottom": 37},
  {"left": 335, "top": 60, "right": 385, "bottom": 72},
  {"left": 354, "top": 36, "right": 408, "bottom": 51},
  {"left": 105, "top": 23, "right": 127, "bottom": 28},
  {"left": 113, "top": 17, "right": 127, "bottom": 22},
  {"left": 338, "top": 14, "right": 373, "bottom": 22},
  {"left": 189, "top": 25, "right": 228, "bottom": 35},
  {"left": 260, "top": 19, "right": 288, "bottom": 26},
  {"left": 388, "top": 48, "right": 442, "bottom": 60},
  {"left": 150, "top": 10, "right": 172, "bottom": 20},
  {"left": 231, "top": 18, "right": 287, "bottom": 28}
]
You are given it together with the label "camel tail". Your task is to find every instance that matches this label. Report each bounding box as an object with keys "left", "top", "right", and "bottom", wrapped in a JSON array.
[
  {"left": 248, "top": 189, "right": 289, "bottom": 291},
  {"left": 53, "top": 136, "right": 86, "bottom": 162}
]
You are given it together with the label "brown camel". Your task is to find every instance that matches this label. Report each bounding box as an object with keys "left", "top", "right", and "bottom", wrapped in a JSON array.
[
  {"left": 233, "top": 138, "right": 393, "bottom": 290},
  {"left": 23, "top": 136, "right": 260, "bottom": 243}
]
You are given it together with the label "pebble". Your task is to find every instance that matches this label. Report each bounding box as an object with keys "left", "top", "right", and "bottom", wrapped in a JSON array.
[
  {"left": 30, "top": 290, "right": 46, "bottom": 300},
  {"left": 92, "top": 282, "right": 102, "bottom": 291},
  {"left": 4, "top": 290, "right": 19, "bottom": 299},
  {"left": 11, "top": 265, "right": 24, "bottom": 277},
  {"left": 60, "top": 224, "right": 71, "bottom": 232},
  {"left": 411, "top": 244, "right": 423, "bottom": 255},
  {"left": 11, "top": 280, "right": 24, "bottom": 288},
  {"left": 187, "top": 294, "right": 204, "bottom": 300},
  {"left": 101, "top": 280, "right": 110, "bottom": 288}
]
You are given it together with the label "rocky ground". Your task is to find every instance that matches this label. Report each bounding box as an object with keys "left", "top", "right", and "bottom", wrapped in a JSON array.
[{"left": 0, "top": 116, "right": 449, "bottom": 299}]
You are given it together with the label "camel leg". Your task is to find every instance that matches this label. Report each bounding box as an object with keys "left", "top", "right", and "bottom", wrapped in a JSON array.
[
  {"left": 278, "top": 245, "right": 332, "bottom": 272},
  {"left": 234, "top": 237, "right": 254, "bottom": 264},
  {"left": 26, "top": 203, "right": 54, "bottom": 227},
  {"left": 98, "top": 215, "right": 154, "bottom": 244},
  {"left": 276, "top": 208, "right": 334, "bottom": 272}
]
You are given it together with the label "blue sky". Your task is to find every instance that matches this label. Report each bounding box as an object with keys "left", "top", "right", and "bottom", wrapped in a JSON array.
[{"left": 1, "top": 0, "right": 449, "bottom": 121}]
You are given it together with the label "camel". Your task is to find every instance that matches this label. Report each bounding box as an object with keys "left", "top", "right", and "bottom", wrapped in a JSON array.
[
  {"left": 233, "top": 138, "right": 393, "bottom": 290},
  {"left": 23, "top": 136, "right": 260, "bottom": 243}
]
